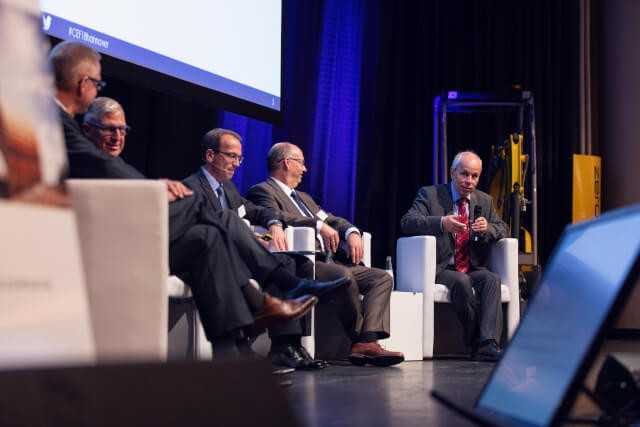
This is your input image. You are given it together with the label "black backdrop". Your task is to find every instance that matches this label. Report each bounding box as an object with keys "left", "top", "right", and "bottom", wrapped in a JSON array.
[
  {"left": 356, "top": 0, "right": 580, "bottom": 267},
  {"left": 72, "top": 0, "right": 581, "bottom": 269}
]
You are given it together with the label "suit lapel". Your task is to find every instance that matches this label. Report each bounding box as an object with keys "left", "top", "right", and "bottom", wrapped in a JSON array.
[
  {"left": 267, "top": 178, "right": 303, "bottom": 216},
  {"left": 224, "top": 181, "right": 240, "bottom": 210},
  {"left": 442, "top": 184, "right": 455, "bottom": 248},
  {"left": 469, "top": 192, "right": 477, "bottom": 224},
  {"left": 440, "top": 184, "right": 454, "bottom": 216},
  {"left": 297, "top": 191, "right": 318, "bottom": 216},
  {"left": 197, "top": 170, "right": 222, "bottom": 211}
]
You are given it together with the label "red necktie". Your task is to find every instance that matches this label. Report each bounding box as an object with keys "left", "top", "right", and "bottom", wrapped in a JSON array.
[{"left": 454, "top": 198, "right": 470, "bottom": 273}]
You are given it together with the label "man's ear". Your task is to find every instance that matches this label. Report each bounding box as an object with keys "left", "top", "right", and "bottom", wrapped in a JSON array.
[
  {"left": 205, "top": 148, "right": 215, "bottom": 163},
  {"left": 75, "top": 77, "right": 85, "bottom": 98}
]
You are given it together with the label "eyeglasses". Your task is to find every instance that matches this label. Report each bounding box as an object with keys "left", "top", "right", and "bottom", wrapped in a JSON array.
[
  {"left": 284, "top": 157, "right": 305, "bottom": 167},
  {"left": 87, "top": 121, "right": 131, "bottom": 136},
  {"left": 82, "top": 76, "right": 107, "bottom": 92},
  {"left": 214, "top": 149, "right": 244, "bottom": 164}
]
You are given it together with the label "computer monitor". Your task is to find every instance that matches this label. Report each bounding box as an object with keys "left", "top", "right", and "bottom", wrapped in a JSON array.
[{"left": 433, "top": 204, "right": 640, "bottom": 427}]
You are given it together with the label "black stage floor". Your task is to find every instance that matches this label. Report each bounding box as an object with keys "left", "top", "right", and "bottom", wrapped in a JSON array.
[{"left": 284, "top": 359, "right": 495, "bottom": 427}]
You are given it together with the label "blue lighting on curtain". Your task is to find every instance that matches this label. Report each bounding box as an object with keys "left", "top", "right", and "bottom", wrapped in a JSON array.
[
  {"left": 219, "top": 110, "right": 273, "bottom": 192},
  {"left": 220, "top": 0, "right": 365, "bottom": 222},
  {"left": 307, "top": 0, "right": 364, "bottom": 221}
]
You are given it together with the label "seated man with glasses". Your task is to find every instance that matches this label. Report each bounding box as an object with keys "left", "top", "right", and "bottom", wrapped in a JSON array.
[
  {"left": 183, "top": 128, "right": 343, "bottom": 370},
  {"left": 82, "top": 97, "right": 131, "bottom": 158},
  {"left": 247, "top": 142, "right": 405, "bottom": 367},
  {"left": 49, "top": 41, "right": 146, "bottom": 181},
  {"left": 75, "top": 95, "right": 351, "bottom": 358},
  {"left": 51, "top": 41, "right": 347, "bottom": 359}
]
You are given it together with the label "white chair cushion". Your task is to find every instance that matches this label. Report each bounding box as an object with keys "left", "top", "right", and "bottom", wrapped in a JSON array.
[
  {"left": 167, "top": 275, "right": 192, "bottom": 298},
  {"left": 433, "top": 283, "right": 512, "bottom": 303}
]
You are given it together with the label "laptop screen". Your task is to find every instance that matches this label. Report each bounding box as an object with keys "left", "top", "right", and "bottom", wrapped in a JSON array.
[{"left": 476, "top": 206, "right": 640, "bottom": 426}]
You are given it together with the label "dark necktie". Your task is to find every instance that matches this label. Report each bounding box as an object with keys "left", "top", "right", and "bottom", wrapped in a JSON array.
[
  {"left": 291, "top": 190, "right": 313, "bottom": 218},
  {"left": 216, "top": 185, "right": 228, "bottom": 210},
  {"left": 454, "top": 198, "right": 470, "bottom": 273}
]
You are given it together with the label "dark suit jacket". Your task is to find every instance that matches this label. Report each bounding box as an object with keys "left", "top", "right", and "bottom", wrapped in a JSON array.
[
  {"left": 183, "top": 169, "right": 282, "bottom": 229},
  {"left": 246, "top": 178, "right": 355, "bottom": 237},
  {"left": 59, "top": 107, "right": 144, "bottom": 179},
  {"left": 57, "top": 106, "right": 206, "bottom": 244},
  {"left": 400, "top": 184, "right": 508, "bottom": 274},
  {"left": 247, "top": 178, "right": 359, "bottom": 263}
]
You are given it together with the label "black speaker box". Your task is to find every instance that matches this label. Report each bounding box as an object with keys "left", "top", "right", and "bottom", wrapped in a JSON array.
[{"left": 0, "top": 359, "right": 299, "bottom": 427}]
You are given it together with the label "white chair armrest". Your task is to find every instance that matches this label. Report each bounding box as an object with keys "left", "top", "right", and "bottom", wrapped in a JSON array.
[
  {"left": 362, "top": 232, "right": 372, "bottom": 267},
  {"left": 396, "top": 235, "right": 437, "bottom": 358},
  {"left": 167, "top": 275, "right": 191, "bottom": 298},
  {"left": 396, "top": 236, "right": 436, "bottom": 293},
  {"left": 68, "top": 179, "right": 169, "bottom": 361},
  {"left": 489, "top": 238, "right": 520, "bottom": 337},
  {"left": 253, "top": 225, "right": 316, "bottom": 253},
  {"left": 285, "top": 226, "right": 316, "bottom": 253}
]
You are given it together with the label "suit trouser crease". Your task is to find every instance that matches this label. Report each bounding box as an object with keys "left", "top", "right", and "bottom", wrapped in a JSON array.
[
  {"left": 312, "top": 261, "right": 392, "bottom": 341},
  {"left": 169, "top": 224, "right": 254, "bottom": 340},
  {"left": 435, "top": 268, "right": 502, "bottom": 345}
]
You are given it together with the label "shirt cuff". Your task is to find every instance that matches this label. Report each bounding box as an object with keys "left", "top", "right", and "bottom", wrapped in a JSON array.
[
  {"left": 344, "top": 227, "right": 360, "bottom": 240},
  {"left": 440, "top": 216, "right": 445, "bottom": 233},
  {"left": 266, "top": 219, "right": 283, "bottom": 228},
  {"left": 316, "top": 220, "right": 324, "bottom": 232}
]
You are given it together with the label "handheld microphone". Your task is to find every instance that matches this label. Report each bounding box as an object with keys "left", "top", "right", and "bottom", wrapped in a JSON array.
[{"left": 472, "top": 206, "right": 482, "bottom": 242}]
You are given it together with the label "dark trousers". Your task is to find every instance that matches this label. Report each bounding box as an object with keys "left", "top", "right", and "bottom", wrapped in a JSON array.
[
  {"left": 169, "top": 224, "right": 253, "bottom": 341},
  {"left": 311, "top": 261, "right": 392, "bottom": 342},
  {"left": 266, "top": 253, "right": 314, "bottom": 338},
  {"left": 168, "top": 207, "right": 287, "bottom": 341},
  {"left": 435, "top": 267, "right": 502, "bottom": 346}
]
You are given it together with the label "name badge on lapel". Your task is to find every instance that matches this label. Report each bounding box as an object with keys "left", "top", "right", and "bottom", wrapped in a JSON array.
[
  {"left": 316, "top": 210, "right": 328, "bottom": 221},
  {"left": 237, "top": 204, "right": 246, "bottom": 218}
]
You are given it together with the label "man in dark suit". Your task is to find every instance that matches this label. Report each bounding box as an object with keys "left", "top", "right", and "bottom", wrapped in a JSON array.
[
  {"left": 49, "top": 42, "right": 338, "bottom": 357},
  {"left": 400, "top": 151, "right": 508, "bottom": 361},
  {"left": 247, "top": 142, "right": 404, "bottom": 367},
  {"left": 183, "top": 128, "right": 347, "bottom": 370}
]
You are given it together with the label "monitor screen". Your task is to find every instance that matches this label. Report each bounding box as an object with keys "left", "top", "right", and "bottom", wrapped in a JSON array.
[
  {"left": 476, "top": 206, "right": 640, "bottom": 426},
  {"left": 39, "top": 0, "right": 282, "bottom": 115}
]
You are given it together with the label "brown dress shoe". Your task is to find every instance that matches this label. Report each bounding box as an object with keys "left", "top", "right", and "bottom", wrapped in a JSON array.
[
  {"left": 349, "top": 341, "right": 404, "bottom": 367},
  {"left": 254, "top": 294, "right": 318, "bottom": 330}
]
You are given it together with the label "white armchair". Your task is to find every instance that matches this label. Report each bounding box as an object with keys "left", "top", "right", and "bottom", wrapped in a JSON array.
[
  {"left": 68, "top": 179, "right": 169, "bottom": 362},
  {"left": 396, "top": 236, "right": 520, "bottom": 359},
  {"left": 70, "top": 179, "right": 239, "bottom": 361}
]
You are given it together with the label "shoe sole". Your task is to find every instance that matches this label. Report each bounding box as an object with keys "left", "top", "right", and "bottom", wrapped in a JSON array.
[
  {"left": 254, "top": 297, "right": 318, "bottom": 330},
  {"left": 272, "top": 367, "right": 295, "bottom": 375},
  {"left": 348, "top": 354, "right": 404, "bottom": 367}
]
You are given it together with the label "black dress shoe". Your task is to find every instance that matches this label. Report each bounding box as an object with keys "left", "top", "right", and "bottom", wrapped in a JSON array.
[
  {"left": 473, "top": 340, "right": 502, "bottom": 362},
  {"left": 297, "top": 345, "right": 329, "bottom": 369},
  {"left": 284, "top": 276, "right": 350, "bottom": 299},
  {"left": 270, "top": 344, "right": 327, "bottom": 370}
]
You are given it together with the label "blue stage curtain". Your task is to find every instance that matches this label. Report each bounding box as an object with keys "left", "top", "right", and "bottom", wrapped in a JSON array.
[
  {"left": 305, "top": 0, "right": 364, "bottom": 221},
  {"left": 218, "top": 110, "right": 273, "bottom": 194},
  {"left": 221, "top": 0, "right": 365, "bottom": 222}
]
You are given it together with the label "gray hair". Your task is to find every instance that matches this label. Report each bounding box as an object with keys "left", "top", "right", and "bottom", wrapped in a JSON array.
[
  {"left": 451, "top": 151, "right": 482, "bottom": 172},
  {"left": 83, "top": 97, "right": 124, "bottom": 124},
  {"left": 48, "top": 41, "right": 101, "bottom": 91},
  {"left": 267, "top": 142, "right": 298, "bottom": 172},
  {"left": 201, "top": 128, "right": 242, "bottom": 159}
]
